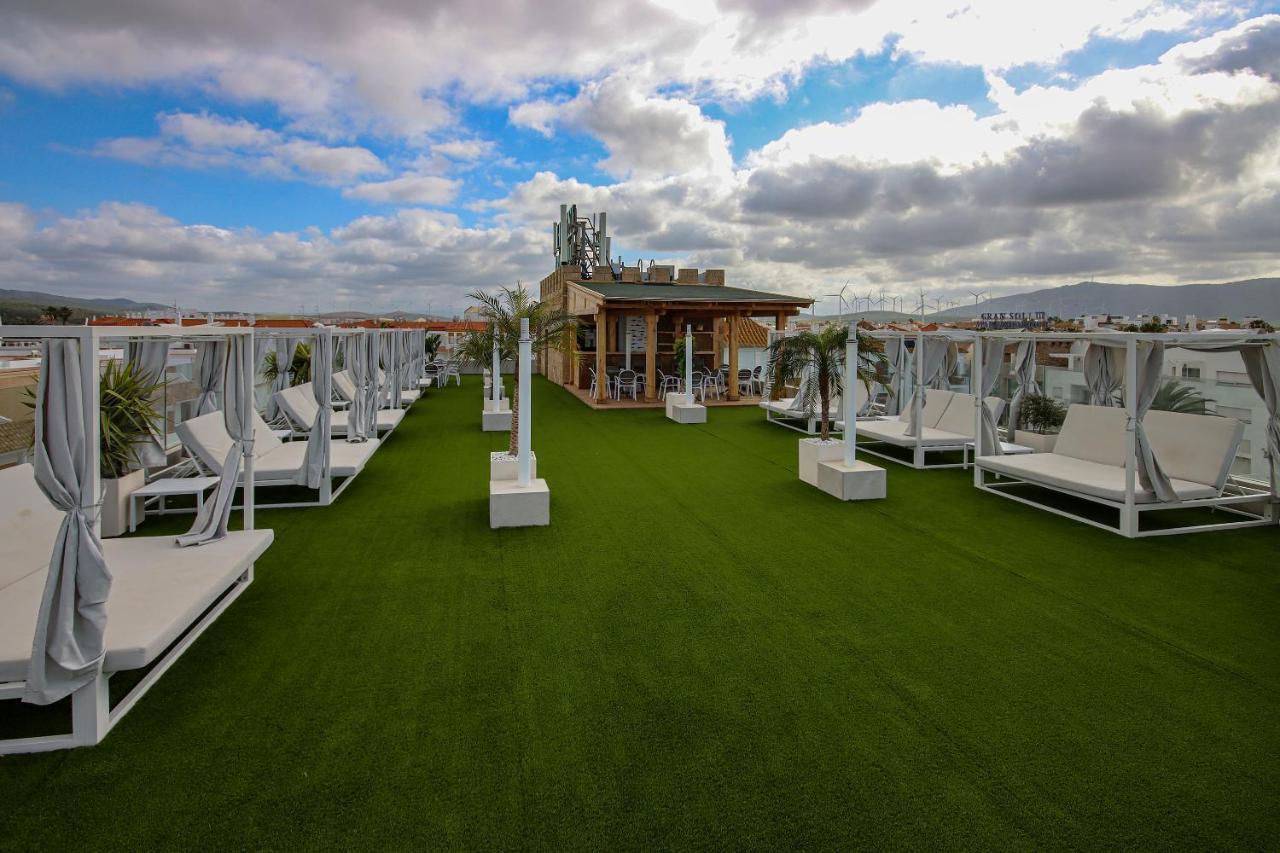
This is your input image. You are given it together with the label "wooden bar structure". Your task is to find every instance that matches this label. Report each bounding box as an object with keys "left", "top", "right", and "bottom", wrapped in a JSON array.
[{"left": 539, "top": 265, "right": 811, "bottom": 408}]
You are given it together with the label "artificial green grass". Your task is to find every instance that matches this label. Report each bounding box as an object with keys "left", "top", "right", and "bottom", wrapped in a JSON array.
[{"left": 2, "top": 377, "right": 1278, "bottom": 850}]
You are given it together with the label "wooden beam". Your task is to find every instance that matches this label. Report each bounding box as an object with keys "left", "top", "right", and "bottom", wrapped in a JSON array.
[
  {"left": 645, "top": 313, "right": 658, "bottom": 401},
  {"left": 727, "top": 314, "right": 740, "bottom": 401},
  {"left": 711, "top": 318, "right": 721, "bottom": 370},
  {"left": 595, "top": 307, "right": 608, "bottom": 402}
]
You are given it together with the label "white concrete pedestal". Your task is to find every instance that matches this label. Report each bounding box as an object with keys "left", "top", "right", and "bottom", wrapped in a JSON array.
[
  {"left": 484, "top": 398, "right": 510, "bottom": 413},
  {"left": 665, "top": 392, "right": 707, "bottom": 424},
  {"left": 489, "top": 478, "right": 550, "bottom": 528},
  {"left": 490, "top": 451, "right": 536, "bottom": 481},
  {"left": 798, "top": 438, "right": 845, "bottom": 486},
  {"left": 482, "top": 408, "right": 512, "bottom": 431},
  {"left": 816, "top": 459, "right": 887, "bottom": 501}
]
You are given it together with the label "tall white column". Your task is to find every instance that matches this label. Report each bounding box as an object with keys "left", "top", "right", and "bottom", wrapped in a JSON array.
[
  {"left": 844, "top": 326, "right": 858, "bottom": 467},
  {"left": 491, "top": 322, "right": 501, "bottom": 404},
  {"left": 518, "top": 318, "right": 532, "bottom": 487},
  {"left": 684, "top": 323, "right": 693, "bottom": 395}
]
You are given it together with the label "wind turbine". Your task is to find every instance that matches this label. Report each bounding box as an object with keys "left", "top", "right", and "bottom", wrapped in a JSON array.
[
  {"left": 969, "top": 290, "right": 987, "bottom": 307},
  {"left": 916, "top": 289, "right": 928, "bottom": 316}
]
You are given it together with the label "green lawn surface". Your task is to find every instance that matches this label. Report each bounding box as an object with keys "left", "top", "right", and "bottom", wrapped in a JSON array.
[{"left": 2, "top": 377, "right": 1277, "bottom": 850}]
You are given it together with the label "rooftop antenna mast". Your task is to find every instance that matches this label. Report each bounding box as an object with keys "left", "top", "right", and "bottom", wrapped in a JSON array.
[{"left": 553, "top": 204, "right": 613, "bottom": 279}]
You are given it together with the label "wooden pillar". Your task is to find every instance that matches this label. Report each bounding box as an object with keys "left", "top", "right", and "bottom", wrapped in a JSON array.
[
  {"left": 595, "top": 307, "right": 608, "bottom": 402},
  {"left": 711, "top": 318, "right": 721, "bottom": 370},
  {"left": 645, "top": 312, "right": 658, "bottom": 401},
  {"left": 771, "top": 313, "right": 787, "bottom": 400},
  {"left": 727, "top": 314, "right": 740, "bottom": 401},
  {"left": 567, "top": 321, "right": 578, "bottom": 388},
  {"left": 776, "top": 312, "right": 788, "bottom": 332},
  {"left": 607, "top": 313, "right": 618, "bottom": 353}
]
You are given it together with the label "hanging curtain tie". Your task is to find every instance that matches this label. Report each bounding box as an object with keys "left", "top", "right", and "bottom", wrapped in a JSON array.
[
  {"left": 72, "top": 499, "right": 104, "bottom": 523},
  {"left": 1125, "top": 416, "right": 1138, "bottom": 433}
]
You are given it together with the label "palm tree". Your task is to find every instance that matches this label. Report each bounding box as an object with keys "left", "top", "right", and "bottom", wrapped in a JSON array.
[
  {"left": 262, "top": 342, "right": 312, "bottom": 386},
  {"left": 1151, "top": 379, "right": 1212, "bottom": 415},
  {"left": 766, "top": 325, "right": 882, "bottom": 442},
  {"left": 458, "top": 283, "right": 576, "bottom": 455},
  {"left": 424, "top": 333, "right": 443, "bottom": 361}
]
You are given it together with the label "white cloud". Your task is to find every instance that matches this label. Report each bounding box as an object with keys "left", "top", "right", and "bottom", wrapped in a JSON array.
[{"left": 343, "top": 174, "right": 461, "bottom": 205}]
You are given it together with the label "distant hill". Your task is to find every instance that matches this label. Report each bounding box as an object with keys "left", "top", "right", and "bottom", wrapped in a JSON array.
[
  {"left": 935, "top": 278, "right": 1280, "bottom": 321},
  {"left": 0, "top": 287, "right": 171, "bottom": 314}
]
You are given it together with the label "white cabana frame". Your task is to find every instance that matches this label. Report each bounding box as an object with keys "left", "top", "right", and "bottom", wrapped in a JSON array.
[
  {"left": 221, "top": 326, "right": 377, "bottom": 508},
  {"left": 973, "top": 330, "right": 1279, "bottom": 537},
  {"left": 0, "top": 323, "right": 272, "bottom": 754},
  {"left": 855, "top": 329, "right": 987, "bottom": 469}
]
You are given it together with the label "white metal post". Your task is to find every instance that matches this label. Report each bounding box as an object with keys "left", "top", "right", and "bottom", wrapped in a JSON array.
[
  {"left": 844, "top": 325, "right": 857, "bottom": 467},
  {"left": 625, "top": 324, "right": 631, "bottom": 371},
  {"left": 685, "top": 323, "right": 693, "bottom": 396},
  {"left": 913, "top": 334, "right": 925, "bottom": 468},
  {"left": 318, "top": 329, "right": 333, "bottom": 506},
  {"left": 79, "top": 328, "right": 100, "bottom": 541},
  {"left": 491, "top": 322, "right": 501, "bottom": 404},
  {"left": 972, "top": 331, "right": 983, "bottom": 486},
  {"left": 1123, "top": 337, "right": 1139, "bottom": 537},
  {"left": 517, "top": 318, "right": 532, "bottom": 487},
  {"left": 242, "top": 330, "right": 255, "bottom": 530}
]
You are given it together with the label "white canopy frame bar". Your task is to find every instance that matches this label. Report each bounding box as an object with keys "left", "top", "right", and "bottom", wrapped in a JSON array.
[
  {"left": 0, "top": 323, "right": 265, "bottom": 754},
  {"left": 972, "top": 329, "right": 1279, "bottom": 537},
  {"left": 857, "top": 329, "right": 979, "bottom": 470}
]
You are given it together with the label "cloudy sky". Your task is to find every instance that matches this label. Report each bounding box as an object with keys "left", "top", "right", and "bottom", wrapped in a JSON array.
[{"left": 0, "top": 1, "right": 1277, "bottom": 315}]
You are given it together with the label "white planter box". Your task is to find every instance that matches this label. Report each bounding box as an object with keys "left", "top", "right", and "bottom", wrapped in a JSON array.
[
  {"left": 490, "top": 451, "right": 537, "bottom": 481},
  {"left": 798, "top": 438, "right": 845, "bottom": 486},
  {"left": 483, "top": 398, "right": 510, "bottom": 413},
  {"left": 482, "top": 409, "right": 513, "bottom": 432},
  {"left": 489, "top": 478, "right": 550, "bottom": 528},
  {"left": 817, "top": 459, "right": 887, "bottom": 501},
  {"left": 101, "top": 469, "right": 146, "bottom": 538},
  {"left": 1014, "top": 430, "right": 1058, "bottom": 453}
]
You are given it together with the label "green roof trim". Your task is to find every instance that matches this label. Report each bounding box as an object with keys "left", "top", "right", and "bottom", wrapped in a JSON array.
[{"left": 575, "top": 282, "right": 811, "bottom": 304}]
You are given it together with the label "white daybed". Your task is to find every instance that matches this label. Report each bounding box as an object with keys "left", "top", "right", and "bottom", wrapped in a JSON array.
[
  {"left": 178, "top": 409, "right": 379, "bottom": 505},
  {"left": 855, "top": 389, "right": 1005, "bottom": 469},
  {"left": 0, "top": 464, "right": 272, "bottom": 753},
  {"left": 333, "top": 370, "right": 409, "bottom": 427},
  {"left": 276, "top": 381, "right": 401, "bottom": 436},
  {"left": 761, "top": 380, "right": 867, "bottom": 434},
  {"left": 975, "top": 403, "right": 1267, "bottom": 536}
]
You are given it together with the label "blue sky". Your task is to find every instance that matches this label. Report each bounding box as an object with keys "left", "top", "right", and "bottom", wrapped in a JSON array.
[{"left": 0, "top": 1, "right": 1277, "bottom": 313}]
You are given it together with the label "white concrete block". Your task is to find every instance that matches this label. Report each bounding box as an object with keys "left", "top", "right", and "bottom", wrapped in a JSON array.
[
  {"left": 482, "top": 409, "right": 512, "bottom": 431},
  {"left": 484, "top": 398, "right": 510, "bottom": 413},
  {"left": 490, "top": 451, "right": 537, "bottom": 481},
  {"left": 816, "top": 459, "right": 887, "bottom": 501},
  {"left": 669, "top": 403, "right": 707, "bottom": 424},
  {"left": 489, "top": 478, "right": 550, "bottom": 528},
  {"left": 664, "top": 392, "right": 693, "bottom": 418},
  {"left": 798, "top": 438, "right": 845, "bottom": 486}
]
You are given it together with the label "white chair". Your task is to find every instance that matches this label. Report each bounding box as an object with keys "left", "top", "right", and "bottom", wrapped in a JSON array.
[{"left": 615, "top": 369, "right": 640, "bottom": 401}]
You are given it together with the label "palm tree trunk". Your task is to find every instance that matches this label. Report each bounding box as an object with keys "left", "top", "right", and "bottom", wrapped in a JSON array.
[
  {"left": 818, "top": 368, "right": 830, "bottom": 442},
  {"left": 508, "top": 375, "right": 519, "bottom": 456}
]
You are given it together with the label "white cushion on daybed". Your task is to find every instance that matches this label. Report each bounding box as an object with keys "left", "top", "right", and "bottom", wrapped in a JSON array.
[
  {"left": 894, "top": 389, "right": 955, "bottom": 427},
  {"left": 760, "top": 381, "right": 866, "bottom": 417},
  {"left": 177, "top": 411, "right": 379, "bottom": 481},
  {"left": 332, "top": 372, "right": 405, "bottom": 431},
  {"left": 977, "top": 404, "right": 1243, "bottom": 504},
  {"left": 857, "top": 419, "right": 969, "bottom": 447},
  {"left": 0, "top": 463, "right": 274, "bottom": 682},
  {"left": 932, "top": 394, "right": 1006, "bottom": 438}
]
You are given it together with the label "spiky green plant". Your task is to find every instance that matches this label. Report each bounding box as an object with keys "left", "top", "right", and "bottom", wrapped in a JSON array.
[
  {"left": 765, "top": 325, "right": 882, "bottom": 442},
  {"left": 262, "top": 342, "right": 312, "bottom": 386},
  {"left": 1151, "top": 380, "right": 1212, "bottom": 415},
  {"left": 424, "top": 333, "right": 443, "bottom": 360},
  {"left": 459, "top": 283, "right": 576, "bottom": 455}
]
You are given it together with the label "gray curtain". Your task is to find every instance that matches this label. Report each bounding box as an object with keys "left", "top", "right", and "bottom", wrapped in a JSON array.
[
  {"left": 882, "top": 336, "right": 908, "bottom": 417},
  {"left": 1128, "top": 341, "right": 1176, "bottom": 502},
  {"left": 346, "top": 332, "right": 373, "bottom": 442},
  {"left": 177, "top": 336, "right": 251, "bottom": 546},
  {"left": 930, "top": 341, "right": 959, "bottom": 390},
  {"left": 976, "top": 337, "right": 1006, "bottom": 457},
  {"left": 361, "top": 331, "right": 380, "bottom": 429},
  {"left": 1005, "top": 340, "right": 1041, "bottom": 432},
  {"left": 267, "top": 337, "right": 293, "bottom": 418},
  {"left": 301, "top": 332, "right": 333, "bottom": 488},
  {"left": 378, "top": 332, "right": 394, "bottom": 409},
  {"left": 905, "top": 338, "right": 949, "bottom": 437},
  {"left": 1083, "top": 343, "right": 1124, "bottom": 406},
  {"left": 192, "top": 339, "right": 227, "bottom": 416},
  {"left": 25, "top": 339, "right": 111, "bottom": 705},
  {"left": 124, "top": 339, "right": 170, "bottom": 468}
]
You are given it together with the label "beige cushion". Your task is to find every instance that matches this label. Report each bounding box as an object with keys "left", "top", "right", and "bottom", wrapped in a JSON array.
[
  {"left": 176, "top": 412, "right": 235, "bottom": 473},
  {"left": 247, "top": 436, "right": 381, "bottom": 482},
  {"left": 1053, "top": 405, "right": 1129, "bottom": 467},
  {"left": 0, "top": 465, "right": 63, "bottom": 592},
  {"left": 896, "top": 389, "right": 954, "bottom": 428},
  {"left": 275, "top": 383, "right": 319, "bottom": 428},
  {"left": 0, "top": 529, "right": 274, "bottom": 682},
  {"left": 858, "top": 418, "right": 969, "bottom": 447},
  {"left": 1145, "top": 410, "right": 1242, "bottom": 490},
  {"left": 979, "top": 452, "right": 1218, "bottom": 503},
  {"left": 333, "top": 371, "right": 356, "bottom": 402}
]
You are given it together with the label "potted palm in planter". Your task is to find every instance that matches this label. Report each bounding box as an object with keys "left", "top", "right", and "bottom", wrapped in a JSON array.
[
  {"left": 98, "top": 360, "right": 165, "bottom": 536},
  {"left": 457, "top": 283, "right": 575, "bottom": 479},
  {"left": 1013, "top": 393, "right": 1066, "bottom": 453},
  {"left": 766, "top": 325, "right": 880, "bottom": 486}
]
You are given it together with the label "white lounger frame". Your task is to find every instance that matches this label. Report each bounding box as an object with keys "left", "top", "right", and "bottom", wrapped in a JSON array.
[
  {"left": 972, "top": 330, "right": 1278, "bottom": 537},
  {"left": 0, "top": 323, "right": 261, "bottom": 753},
  {"left": 856, "top": 329, "right": 977, "bottom": 469}
]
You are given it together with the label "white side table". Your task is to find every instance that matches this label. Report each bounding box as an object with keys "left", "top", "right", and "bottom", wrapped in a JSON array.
[
  {"left": 129, "top": 476, "right": 222, "bottom": 532},
  {"left": 963, "top": 440, "right": 1035, "bottom": 469}
]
